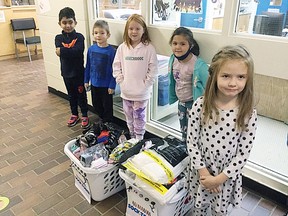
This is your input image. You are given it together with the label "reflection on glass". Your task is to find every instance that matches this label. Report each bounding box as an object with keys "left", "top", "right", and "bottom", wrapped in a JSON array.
[
  {"left": 255, "top": 11, "right": 285, "bottom": 36},
  {"left": 113, "top": 84, "right": 122, "bottom": 108},
  {"left": 151, "top": 55, "right": 179, "bottom": 131},
  {"left": 173, "top": 0, "right": 202, "bottom": 13},
  {"left": 11, "top": 0, "right": 35, "bottom": 5},
  {"left": 95, "top": 0, "right": 141, "bottom": 20},
  {"left": 270, "top": 0, "right": 282, "bottom": 6},
  {"left": 236, "top": 0, "right": 288, "bottom": 37},
  {"left": 152, "top": 0, "right": 226, "bottom": 31}
]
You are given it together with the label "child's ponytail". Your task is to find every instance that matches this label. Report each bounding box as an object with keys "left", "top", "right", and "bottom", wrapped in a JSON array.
[{"left": 191, "top": 39, "right": 200, "bottom": 56}]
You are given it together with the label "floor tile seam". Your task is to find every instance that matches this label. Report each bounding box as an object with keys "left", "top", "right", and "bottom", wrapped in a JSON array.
[
  {"left": 42, "top": 207, "right": 61, "bottom": 216},
  {"left": 47, "top": 194, "right": 73, "bottom": 212},
  {"left": 15, "top": 191, "right": 45, "bottom": 212},
  {"left": 268, "top": 205, "right": 279, "bottom": 216},
  {"left": 5, "top": 181, "right": 15, "bottom": 193},
  {"left": 61, "top": 206, "right": 82, "bottom": 216},
  {"left": 23, "top": 136, "right": 47, "bottom": 145},
  {"left": 29, "top": 137, "right": 56, "bottom": 146},
  {"left": 27, "top": 147, "right": 51, "bottom": 158},
  {"left": 39, "top": 153, "right": 64, "bottom": 165},
  {"left": 259, "top": 198, "right": 280, "bottom": 211},
  {"left": 6, "top": 151, "right": 33, "bottom": 164},
  {"left": 0, "top": 170, "right": 19, "bottom": 185},
  {"left": 56, "top": 176, "right": 71, "bottom": 188},
  {"left": 0, "top": 164, "right": 10, "bottom": 176},
  {"left": 63, "top": 198, "right": 96, "bottom": 216},
  {"left": 0, "top": 140, "right": 10, "bottom": 147},
  {"left": 15, "top": 161, "right": 43, "bottom": 176},
  {"left": 11, "top": 144, "right": 38, "bottom": 157},
  {"left": 31, "top": 193, "right": 62, "bottom": 215},
  {"left": 248, "top": 197, "right": 265, "bottom": 215},
  {"left": 92, "top": 196, "right": 126, "bottom": 214},
  {"left": 47, "top": 160, "right": 71, "bottom": 175},
  {"left": 24, "top": 179, "right": 45, "bottom": 192},
  {"left": 92, "top": 205, "right": 112, "bottom": 215},
  {"left": 0, "top": 151, "right": 17, "bottom": 161},
  {"left": 14, "top": 128, "right": 33, "bottom": 136},
  {"left": 2, "top": 162, "right": 27, "bottom": 177},
  {"left": 114, "top": 205, "right": 126, "bottom": 215}
]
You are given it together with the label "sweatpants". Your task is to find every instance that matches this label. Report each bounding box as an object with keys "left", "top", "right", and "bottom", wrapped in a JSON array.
[{"left": 122, "top": 99, "right": 148, "bottom": 140}]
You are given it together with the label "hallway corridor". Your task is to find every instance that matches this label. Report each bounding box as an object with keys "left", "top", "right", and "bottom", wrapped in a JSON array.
[{"left": 0, "top": 56, "right": 287, "bottom": 216}]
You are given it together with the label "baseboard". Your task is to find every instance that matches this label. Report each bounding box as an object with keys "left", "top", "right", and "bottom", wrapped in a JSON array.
[
  {"left": 48, "top": 86, "right": 94, "bottom": 112},
  {"left": 0, "top": 50, "right": 43, "bottom": 61},
  {"left": 243, "top": 176, "right": 288, "bottom": 208},
  {"left": 48, "top": 86, "right": 68, "bottom": 100}
]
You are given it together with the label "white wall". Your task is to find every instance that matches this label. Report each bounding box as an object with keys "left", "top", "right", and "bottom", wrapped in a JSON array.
[{"left": 36, "top": 0, "right": 90, "bottom": 94}]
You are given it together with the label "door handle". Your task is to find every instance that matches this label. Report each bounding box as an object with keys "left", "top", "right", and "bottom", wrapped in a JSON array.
[{"left": 194, "top": 17, "right": 203, "bottom": 22}]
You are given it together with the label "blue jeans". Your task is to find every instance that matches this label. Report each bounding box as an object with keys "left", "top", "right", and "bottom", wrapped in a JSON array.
[{"left": 178, "top": 100, "right": 193, "bottom": 141}]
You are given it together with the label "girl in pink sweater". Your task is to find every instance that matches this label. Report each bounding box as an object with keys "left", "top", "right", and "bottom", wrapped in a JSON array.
[{"left": 113, "top": 14, "right": 158, "bottom": 140}]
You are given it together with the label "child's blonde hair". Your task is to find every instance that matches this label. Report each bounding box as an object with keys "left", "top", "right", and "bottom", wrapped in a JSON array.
[
  {"left": 123, "top": 14, "right": 151, "bottom": 48},
  {"left": 203, "top": 45, "right": 255, "bottom": 131}
]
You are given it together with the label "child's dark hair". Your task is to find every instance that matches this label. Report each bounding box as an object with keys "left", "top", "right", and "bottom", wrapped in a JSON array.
[
  {"left": 93, "top": 20, "right": 110, "bottom": 34},
  {"left": 59, "top": 7, "right": 76, "bottom": 22},
  {"left": 169, "top": 27, "right": 200, "bottom": 56}
]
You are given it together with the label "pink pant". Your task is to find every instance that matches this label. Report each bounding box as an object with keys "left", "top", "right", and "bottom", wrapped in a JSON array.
[{"left": 123, "top": 99, "right": 148, "bottom": 140}]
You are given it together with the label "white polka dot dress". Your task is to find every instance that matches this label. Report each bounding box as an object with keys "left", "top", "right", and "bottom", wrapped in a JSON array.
[{"left": 187, "top": 97, "right": 257, "bottom": 214}]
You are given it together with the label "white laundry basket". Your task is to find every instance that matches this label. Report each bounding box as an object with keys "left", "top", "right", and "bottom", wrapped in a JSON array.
[
  {"left": 64, "top": 139, "right": 125, "bottom": 203},
  {"left": 119, "top": 169, "right": 193, "bottom": 216}
]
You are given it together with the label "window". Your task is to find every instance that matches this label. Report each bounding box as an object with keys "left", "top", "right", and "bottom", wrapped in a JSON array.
[
  {"left": 11, "top": 0, "right": 35, "bottom": 6},
  {"left": 94, "top": 0, "right": 141, "bottom": 20},
  {"left": 150, "top": 55, "right": 180, "bottom": 133},
  {"left": 152, "top": 0, "right": 226, "bottom": 31},
  {"left": 235, "top": 0, "right": 288, "bottom": 37},
  {"left": 2, "top": 0, "right": 35, "bottom": 6}
]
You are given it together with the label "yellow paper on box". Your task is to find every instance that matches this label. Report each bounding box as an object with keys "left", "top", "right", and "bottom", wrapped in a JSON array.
[{"left": 122, "top": 161, "right": 168, "bottom": 195}]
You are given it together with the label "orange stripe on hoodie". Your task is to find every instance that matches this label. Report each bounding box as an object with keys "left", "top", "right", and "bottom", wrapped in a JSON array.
[{"left": 62, "top": 38, "right": 78, "bottom": 48}]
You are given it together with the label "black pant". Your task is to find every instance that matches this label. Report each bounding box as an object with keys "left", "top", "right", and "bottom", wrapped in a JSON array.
[
  {"left": 91, "top": 86, "right": 113, "bottom": 122},
  {"left": 63, "top": 77, "right": 88, "bottom": 117}
]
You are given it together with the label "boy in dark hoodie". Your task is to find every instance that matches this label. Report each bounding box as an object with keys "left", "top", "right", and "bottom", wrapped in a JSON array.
[{"left": 55, "top": 7, "right": 89, "bottom": 129}]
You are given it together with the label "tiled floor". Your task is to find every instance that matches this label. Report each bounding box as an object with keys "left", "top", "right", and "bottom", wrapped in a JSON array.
[{"left": 0, "top": 56, "right": 287, "bottom": 216}]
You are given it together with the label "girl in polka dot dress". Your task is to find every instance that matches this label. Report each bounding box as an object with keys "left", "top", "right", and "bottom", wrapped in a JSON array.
[{"left": 187, "top": 45, "right": 257, "bottom": 215}]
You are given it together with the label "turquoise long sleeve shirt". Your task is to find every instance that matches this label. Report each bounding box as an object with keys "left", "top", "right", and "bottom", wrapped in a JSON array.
[{"left": 168, "top": 54, "right": 209, "bottom": 104}]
